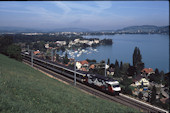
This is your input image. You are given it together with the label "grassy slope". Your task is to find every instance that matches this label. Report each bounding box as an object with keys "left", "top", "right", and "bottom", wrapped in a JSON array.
[{"left": 0, "top": 54, "right": 141, "bottom": 113}]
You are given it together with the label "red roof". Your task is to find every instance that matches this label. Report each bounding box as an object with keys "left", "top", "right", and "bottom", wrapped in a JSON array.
[
  {"left": 79, "top": 60, "right": 89, "bottom": 65},
  {"left": 160, "top": 98, "right": 168, "bottom": 104},
  {"left": 89, "top": 64, "right": 95, "bottom": 69},
  {"left": 141, "top": 68, "right": 154, "bottom": 74},
  {"left": 34, "top": 51, "right": 40, "bottom": 55}
]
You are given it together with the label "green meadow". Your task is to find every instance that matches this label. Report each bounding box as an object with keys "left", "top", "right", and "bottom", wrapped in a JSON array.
[{"left": 0, "top": 54, "right": 141, "bottom": 113}]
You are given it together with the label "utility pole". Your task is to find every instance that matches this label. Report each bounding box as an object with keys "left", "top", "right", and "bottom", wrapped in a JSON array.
[
  {"left": 51, "top": 48, "right": 54, "bottom": 62},
  {"left": 74, "top": 60, "right": 76, "bottom": 86},
  {"left": 27, "top": 45, "right": 29, "bottom": 52},
  {"left": 31, "top": 50, "right": 33, "bottom": 67},
  {"left": 105, "top": 62, "right": 106, "bottom": 77}
]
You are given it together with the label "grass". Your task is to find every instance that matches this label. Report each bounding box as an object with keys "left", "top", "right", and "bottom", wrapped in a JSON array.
[{"left": 0, "top": 54, "right": 141, "bottom": 113}]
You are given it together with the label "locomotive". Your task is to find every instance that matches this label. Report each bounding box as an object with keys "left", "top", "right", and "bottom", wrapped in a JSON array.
[
  {"left": 85, "top": 74, "right": 121, "bottom": 95},
  {"left": 22, "top": 53, "right": 121, "bottom": 95}
]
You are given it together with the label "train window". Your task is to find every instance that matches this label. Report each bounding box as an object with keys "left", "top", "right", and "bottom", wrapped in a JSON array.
[
  {"left": 98, "top": 79, "right": 102, "bottom": 82},
  {"left": 112, "top": 85, "right": 120, "bottom": 88}
]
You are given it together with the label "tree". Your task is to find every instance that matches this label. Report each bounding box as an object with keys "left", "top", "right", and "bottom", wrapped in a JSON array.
[
  {"left": 115, "top": 59, "right": 119, "bottom": 68},
  {"left": 150, "top": 85, "right": 156, "bottom": 104},
  {"left": 56, "top": 53, "right": 59, "bottom": 61},
  {"left": 63, "top": 52, "right": 69, "bottom": 64},
  {"left": 120, "top": 61, "right": 123, "bottom": 71},
  {"left": 114, "top": 60, "right": 121, "bottom": 77},
  {"left": 107, "top": 58, "right": 110, "bottom": 65},
  {"left": 133, "top": 47, "right": 144, "bottom": 75},
  {"left": 0, "top": 35, "right": 13, "bottom": 55},
  {"left": 138, "top": 92, "right": 143, "bottom": 99},
  {"left": 100, "top": 60, "right": 105, "bottom": 64},
  {"left": 110, "top": 63, "right": 115, "bottom": 68},
  {"left": 155, "top": 68, "right": 160, "bottom": 75},
  {"left": 6, "top": 44, "right": 22, "bottom": 61},
  {"left": 160, "top": 71, "right": 164, "bottom": 84},
  {"left": 123, "top": 86, "right": 132, "bottom": 95},
  {"left": 154, "top": 68, "right": 161, "bottom": 84},
  {"left": 133, "top": 47, "right": 142, "bottom": 67},
  {"left": 122, "top": 63, "right": 130, "bottom": 75},
  {"left": 136, "top": 62, "right": 144, "bottom": 75},
  {"left": 60, "top": 46, "right": 65, "bottom": 53},
  {"left": 121, "top": 75, "right": 133, "bottom": 87},
  {"left": 133, "top": 47, "right": 138, "bottom": 67}
]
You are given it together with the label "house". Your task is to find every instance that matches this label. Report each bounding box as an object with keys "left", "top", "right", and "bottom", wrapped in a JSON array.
[
  {"left": 141, "top": 68, "right": 155, "bottom": 76},
  {"left": 55, "top": 41, "right": 66, "bottom": 46},
  {"left": 107, "top": 68, "right": 115, "bottom": 76},
  {"left": 80, "top": 67, "right": 88, "bottom": 72},
  {"left": 89, "top": 64, "right": 95, "bottom": 69},
  {"left": 160, "top": 98, "right": 169, "bottom": 104},
  {"left": 93, "top": 63, "right": 104, "bottom": 69},
  {"left": 45, "top": 43, "right": 49, "bottom": 48},
  {"left": 68, "top": 58, "right": 75, "bottom": 65},
  {"left": 33, "top": 50, "right": 40, "bottom": 55},
  {"left": 132, "top": 75, "right": 150, "bottom": 87},
  {"left": 48, "top": 47, "right": 53, "bottom": 49},
  {"left": 76, "top": 60, "right": 89, "bottom": 70}
]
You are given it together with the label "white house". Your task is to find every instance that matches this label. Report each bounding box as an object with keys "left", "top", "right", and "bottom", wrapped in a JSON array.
[
  {"left": 76, "top": 61, "right": 82, "bottom": 69},
  {"left": 45, "top": 44, "right": 49, "bottom": 48},
  {"left": 135, "top": 78, "right": 150, "bottom": 86},
  {"left": 76, "top": 60, "right": 89, "bottom": 70},
  {"left": 132, "top": 75, "right": 150, "bottom": 87}
]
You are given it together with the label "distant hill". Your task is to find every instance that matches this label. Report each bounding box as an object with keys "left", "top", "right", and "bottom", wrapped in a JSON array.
[
  {"left": 0, "top": 25, "right": 169, "bottom": 34},
  {"left": 115, "top": 25, "right": 169, "bottom": 34},
  {"left": 0, "top": 27, "right": 42, "bottom": 33},
  {"left": 0, "top": 27, "right": 90, "bottom": 33},
  {"left": 50, "top": 27, "right": 90, "bottom": 32}
]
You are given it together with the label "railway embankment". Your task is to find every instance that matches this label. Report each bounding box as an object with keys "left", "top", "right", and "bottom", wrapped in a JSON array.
[{"left": 0, "top": 54, "right": 140, "bottom": 113}]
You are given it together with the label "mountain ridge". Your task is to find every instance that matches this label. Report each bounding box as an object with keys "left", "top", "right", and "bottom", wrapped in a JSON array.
[{"left": 0, "top": 25, "right": 169, "bottom": 33}]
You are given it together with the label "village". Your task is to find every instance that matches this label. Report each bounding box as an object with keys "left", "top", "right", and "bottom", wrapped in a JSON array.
[{"left": 21, "top": 37, "right": 169, "bottom": 110}]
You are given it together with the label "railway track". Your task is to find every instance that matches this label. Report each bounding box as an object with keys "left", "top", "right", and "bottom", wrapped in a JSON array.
[{"left": 22, "top": 58, "right": 168, "bottom": 113}]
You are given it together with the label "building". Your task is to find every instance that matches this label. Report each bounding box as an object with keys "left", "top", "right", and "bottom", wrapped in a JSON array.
[
  {"left": 132, "top": 74, "right": 150, "bottom": 87},
  {"left": 89, "top": 64, "right": 95, "bottom": 69},
  {"left": 107, "top": 68, "right": 115, "bottom": 76},
  {"left": 45, "top": 44, "right": 49, "bottom": 48},
  {"left": 55, "top": 41, "right": 66, "bottom": 46},
  {"left": 76, "top": 60, "right": 89, "bottom": 70},
  {"left": 141, "top": 68, "right": 155, "bottom": 76},
  {"left": 33, "top": 50, "right": 40, "bottom": 55}
]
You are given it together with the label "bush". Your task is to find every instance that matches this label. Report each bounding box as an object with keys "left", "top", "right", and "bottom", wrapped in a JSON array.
[
  {"left": 0, "top": 35, "right": 21, "bottom": 61},
  {"left": 7, "top": 44, "right": 22, "bottom": 61},
  {"left": 138, "top": 92, "right": 143, "bottom": 99},
  {"left": 122, "top": 86, "right": 132, "bottom": 95}
]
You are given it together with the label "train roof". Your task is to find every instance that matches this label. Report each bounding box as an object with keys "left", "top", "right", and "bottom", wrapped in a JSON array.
[
  {"left": 36, "top": 57, "right": 87, "bottom": 75},
  {"left": 89, "top": 74, "right": 115, "bottom": 82}
]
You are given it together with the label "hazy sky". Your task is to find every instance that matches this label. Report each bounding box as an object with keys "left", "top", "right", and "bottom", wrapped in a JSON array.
[{"left": 0, "top": 1, "right": 169, "bottom": 30}]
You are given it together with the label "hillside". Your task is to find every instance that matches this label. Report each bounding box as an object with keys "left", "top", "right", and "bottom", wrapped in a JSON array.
[
  {"left": 0, "top": 54, "right": 140, "bottom": 113},
  {"left": 116, "top": 25, "right": 169, "bottom": 34}
]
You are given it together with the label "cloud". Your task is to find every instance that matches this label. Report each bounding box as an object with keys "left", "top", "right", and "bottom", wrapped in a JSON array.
[
  {"left": 54, "top": 1, "right": 112, "bottom": 16},
  {"left": 95, "top": 1, "right": 112, "bottom": 10},
  {"left": 55, "top": 2, "right": 71, "bottom": 15}
]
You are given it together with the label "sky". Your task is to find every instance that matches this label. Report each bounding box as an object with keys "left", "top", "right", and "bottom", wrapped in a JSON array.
[{"left": 0, "top": 1, "right": 169, "bottom": 31}]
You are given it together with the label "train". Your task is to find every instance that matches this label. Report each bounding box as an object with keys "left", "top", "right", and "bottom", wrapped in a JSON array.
[{"left": 22, "top": 52, "right": 121, "bottom": 95}]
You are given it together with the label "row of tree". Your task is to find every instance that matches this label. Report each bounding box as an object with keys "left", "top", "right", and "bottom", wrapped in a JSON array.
[{"left": 0, "top": 35, "right": 22, "bottom": 61}]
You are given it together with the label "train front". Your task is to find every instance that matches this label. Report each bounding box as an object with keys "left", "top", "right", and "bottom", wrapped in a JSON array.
[{"left": 106, "top": 80, "right": 121, "bottom": 95}]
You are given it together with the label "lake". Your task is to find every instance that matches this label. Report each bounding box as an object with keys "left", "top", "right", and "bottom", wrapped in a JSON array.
[{"left": 59, "top": 34, "right": 169, "bottom": 73}]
